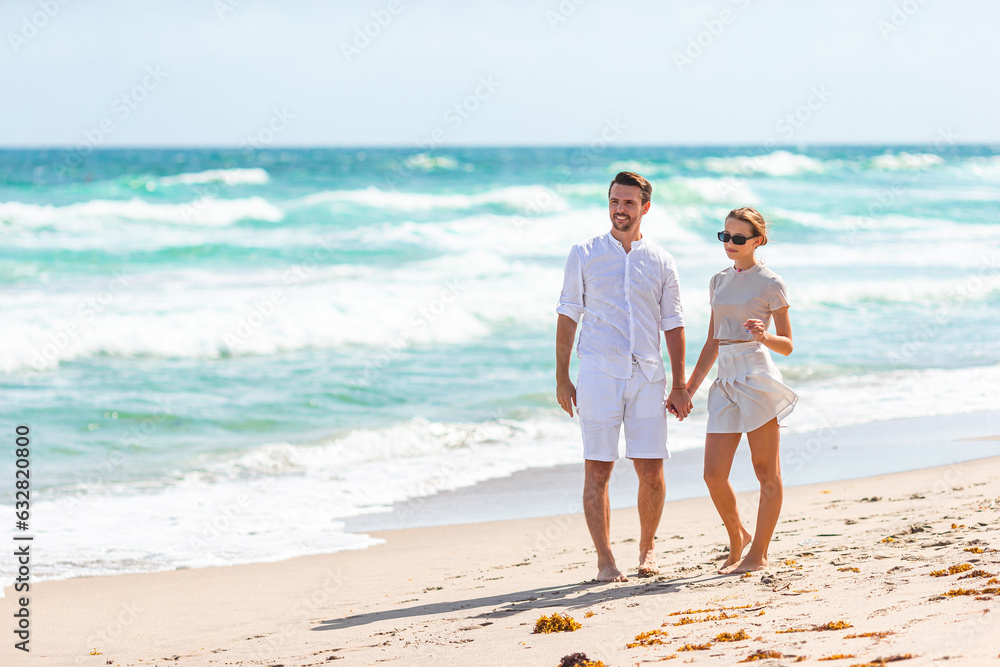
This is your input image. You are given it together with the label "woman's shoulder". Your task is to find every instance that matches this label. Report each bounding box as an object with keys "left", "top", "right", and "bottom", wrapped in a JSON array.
[
  {"left": 710, "top": 266, "right": 731, "bottom": 284},
  {"left": 757, "top": 263, "right": 786, "bottom": 284},
  {"left": 756, "top": 265, "right": 789, "bottom": 301}
]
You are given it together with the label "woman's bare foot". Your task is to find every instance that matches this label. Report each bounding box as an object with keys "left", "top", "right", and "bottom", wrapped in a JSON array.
[
  {"left": 637, "top": 549, "right": 659, "bottom": 577},
  {"left": 596, "top": 562, "right": 629, "bottom": 582},
  {"left": 730, "top": 554, "right": 768, "bottom": 574},
  {"left": 717, "top": 527, "right": 753, "bottom": 574}
]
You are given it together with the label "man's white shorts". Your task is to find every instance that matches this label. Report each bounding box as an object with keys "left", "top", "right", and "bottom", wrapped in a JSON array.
[{"left": 575, "top": 357, "right": 669, "bottom": 462}]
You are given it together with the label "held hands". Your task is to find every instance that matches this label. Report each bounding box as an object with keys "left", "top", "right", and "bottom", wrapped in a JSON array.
[
  {"left": 666, "top": 387, "right": 692, "bottom": 421},
  {"left": 556, "top": 378, "right": 577, "bottom": 417},
  {"left": 744, "top": 318, "right": 767, "bottom": 342}
]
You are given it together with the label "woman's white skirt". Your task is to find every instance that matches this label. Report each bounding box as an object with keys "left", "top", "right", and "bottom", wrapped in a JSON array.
[{"left": 706, "top": 341, "right": 798, "bottom": 433}]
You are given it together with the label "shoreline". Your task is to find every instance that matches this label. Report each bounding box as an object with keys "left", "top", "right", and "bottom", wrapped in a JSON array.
[
  {"left": 343, "top": 409, "right": 1000, "bottom": 533},
  {"left": 3, "top": 453, "right": 1000, "bottom": 664},
  {"left": 5, "top": 410, "right": 999, "bottom": 588}
]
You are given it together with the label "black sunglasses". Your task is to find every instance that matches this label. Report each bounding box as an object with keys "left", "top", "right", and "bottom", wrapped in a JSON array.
[{"left": 717, "top": 231, "right": 757, "bottom": 245}]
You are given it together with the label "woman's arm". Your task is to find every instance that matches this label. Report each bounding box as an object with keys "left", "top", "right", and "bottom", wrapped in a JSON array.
[
  {"left": 745, "top": 307, "right": 793, "bottom": 356},
  {"left": 686, "top": 309, "right": 720, "bottom": 397}
]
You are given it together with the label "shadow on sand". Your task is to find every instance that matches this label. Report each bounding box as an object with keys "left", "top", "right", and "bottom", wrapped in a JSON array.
[{"left": 313, "top": 571, "right": 736, "bottom": 631}]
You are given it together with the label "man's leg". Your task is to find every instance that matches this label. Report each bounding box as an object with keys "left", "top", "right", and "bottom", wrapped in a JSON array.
[
  {"left": 621, "top": 362, "right": 668, "bottom": 576},
  {"left": 632, "top": 457, "right": 665, "bottom": 576},
  {"left": 583, "top": 459, "right": 627, "bottom": 582},
  {"left": 578, "top": 362, "right": 627, "bottom": 582}
]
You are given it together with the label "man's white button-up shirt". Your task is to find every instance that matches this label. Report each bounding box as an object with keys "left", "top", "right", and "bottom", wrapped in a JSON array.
[{"left": 556, "top": 231, "right": 685, "bottom": 383}]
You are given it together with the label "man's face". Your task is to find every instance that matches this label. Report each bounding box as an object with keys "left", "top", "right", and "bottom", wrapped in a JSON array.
[{"left": 608, "top": 183, "right": 648, "bottom": 232}]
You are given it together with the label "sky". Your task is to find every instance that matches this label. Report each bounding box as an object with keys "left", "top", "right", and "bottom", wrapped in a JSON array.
[{"left": 2, "top": 0, "right": 998, "bottom": 147}]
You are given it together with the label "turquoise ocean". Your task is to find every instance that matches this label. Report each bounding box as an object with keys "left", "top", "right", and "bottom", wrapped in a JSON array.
[{"left": 1, "top": 145, "right": 999, "bottom": 582}]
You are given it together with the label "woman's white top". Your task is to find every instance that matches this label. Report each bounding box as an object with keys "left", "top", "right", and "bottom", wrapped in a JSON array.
[{"left": 709, "top": 263, "right": 789, "bottom": 344}]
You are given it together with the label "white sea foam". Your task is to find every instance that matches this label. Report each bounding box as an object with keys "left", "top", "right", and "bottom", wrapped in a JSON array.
[
  {"left": 868, "top": 152, "right": 944, "bottom": 171},
  {"left": 960, "top": 155, "right": 1000, "bottom": 180},
  {"left": 3, "top": 208, "right": 996, "bottom": 375},
  {"left": 292, "top": 185, "right": 570, "bottom": 213},
  {"left": 0, "top": 413, "right": 588, "bottom": 581},
  {"left": 771, "top": 208, "right": 965, "bottom": 233},
  {"left": 762, "top": 209, "right": 1000, "bottom": 268},
  {"left": 0, "top": 196, "right": 284, "bottom": 227},
  {"left": 0, "top": 200, "right": 724, "bottom": 372},
  {"left": 156, "top": 167, "right": 270, "bottom": 186},
  {"left": 402, "top": 153, "right": 460, "bottom": 171},
  {"left": 785, "top": 273, "right": 1000, "bottom": 309},
  {"left": 783, "top": 363, "right": 1000, "bottom": 433},
  {"left": 694, "top": 151, "right": 827, "bottom": 177},
  {"left": 608, "top": 160, "right": 674, "bottom": 176},
  {"left": 670, "top": 177, "right": 759, "bottom": 204},
  {"left": 8, "top": 477, "right": 384, "bottom": 582},
  {"left": 553, "top": 183, "right": 611, "bottom": 199},
  {"left": 0, "top": 253, "right": 562, "bottom": 372},
  {"left": 349, "top": 205, "right": 702, "bottom": 256}
]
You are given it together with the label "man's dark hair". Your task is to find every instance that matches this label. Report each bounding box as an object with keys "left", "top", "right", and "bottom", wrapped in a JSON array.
[{"left": 608, "top": 171, "right": 652, "bottom": 206}]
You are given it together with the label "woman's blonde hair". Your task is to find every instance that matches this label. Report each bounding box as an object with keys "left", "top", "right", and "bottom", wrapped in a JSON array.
[{"left": 726, "top": 206, "right": 768, "bottom": 246}]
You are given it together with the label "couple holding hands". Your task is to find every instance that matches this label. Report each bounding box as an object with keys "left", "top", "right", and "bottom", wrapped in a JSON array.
[{"left": 555, "top": 171, "right": 797, "bottom": 582}]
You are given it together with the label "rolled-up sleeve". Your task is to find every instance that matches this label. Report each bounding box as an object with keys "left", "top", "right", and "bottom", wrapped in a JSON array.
[
  {"left": 659, "top": 255, "right": 685, "bottom": 330},
  {"left": 556, "top": 245, "right": 585, "bottom": 323}
]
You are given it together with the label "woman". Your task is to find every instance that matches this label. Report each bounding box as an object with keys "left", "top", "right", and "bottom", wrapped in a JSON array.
[{"left": 685, "top": 207, "right": 797, "bottom": 574}]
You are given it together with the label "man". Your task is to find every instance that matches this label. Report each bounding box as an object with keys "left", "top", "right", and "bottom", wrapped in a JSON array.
[{"left": 555, "top": 171, "right": 691, "bottom": 583}]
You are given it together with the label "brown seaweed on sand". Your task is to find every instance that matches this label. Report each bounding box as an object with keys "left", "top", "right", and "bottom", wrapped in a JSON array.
[
  {"left": 740, "top": 649, "right": 784, "bottom": 662},
  {"left": 558, "top": 653, "right": 606, "bottom": 667},
  {"left": 676, "top": 642, "right": 712, "bottom": 651},
  {"left": 844, "top": 631, "right": 893, "bottom": 639},
  {"left": 666, "top": 604, "right": 752, "bottom": 616},
  {"left": 928, "top": 563, "right": 972, "bottom": 577},
  {"left": 848, "top": 655, "right": 914, "bottom": 666},
  {"left": 943, "top": 587, "right": 1000, "bottom": 596},
  {"left": 625, "top": 629, "right": 669, "bottom": 648},
  {"left": 957, "top": 569, "right": 994, "bottom": 580},
  {"left": 778, "top": 620, "right": 853, "bottom": 633},
  {"left": 534, "top": 613, "right": 581, "bottom": 633},
  {"left": 669, "top": 610, "right": 737, "bottom": 626}
]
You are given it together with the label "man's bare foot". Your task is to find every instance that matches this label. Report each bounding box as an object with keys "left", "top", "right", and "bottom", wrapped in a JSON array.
[
  {"left": 596, "top": 563, "right": 629, "bottom": 582},
  {"left": 637, "top": 549, "right": 659, "bottom": 577},
  {"left": 729, "top": 555, "right": 767, "bottom": 574},
  {"left": 718, "top": 527, "right": 753, "bottom": 574}
]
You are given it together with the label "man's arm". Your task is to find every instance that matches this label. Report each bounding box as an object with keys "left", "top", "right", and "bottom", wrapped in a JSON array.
[
  {"left": 555, "top": 245, "right": 584, "bottom": 417},
  {"left": 664, "top": 326, "right": 692, "bottom": 420},
  {"left": 556, "top": 314, "right": 578, "bottom": 416},
  {"left": 659, "top": 255, "right": 690, "bottom": 420},
  {"left": 663, "top": 326, "right": 686, "bottom": 388}
]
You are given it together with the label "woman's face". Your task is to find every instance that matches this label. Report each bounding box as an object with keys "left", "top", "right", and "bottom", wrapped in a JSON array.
[{"left": 723, "top": 217, "right": 760, "bottom": 261}]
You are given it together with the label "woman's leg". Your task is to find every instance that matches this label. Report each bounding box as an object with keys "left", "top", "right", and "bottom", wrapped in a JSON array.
[
  {"left": 703, "top": 432, "right": 750, "bottom": 573},
  {"left": 732, "top": 417, "right": 782, "bottom": 573}
]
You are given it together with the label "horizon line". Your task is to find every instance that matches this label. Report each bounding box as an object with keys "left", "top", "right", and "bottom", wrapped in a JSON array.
[{"left": 0, "top": 141, "right": 997, "bottom": 151}]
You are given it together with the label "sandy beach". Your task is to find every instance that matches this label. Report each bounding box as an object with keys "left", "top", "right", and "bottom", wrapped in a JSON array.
[{"left": 4, "top": 451, "right": 1000, "bottom": 666}]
